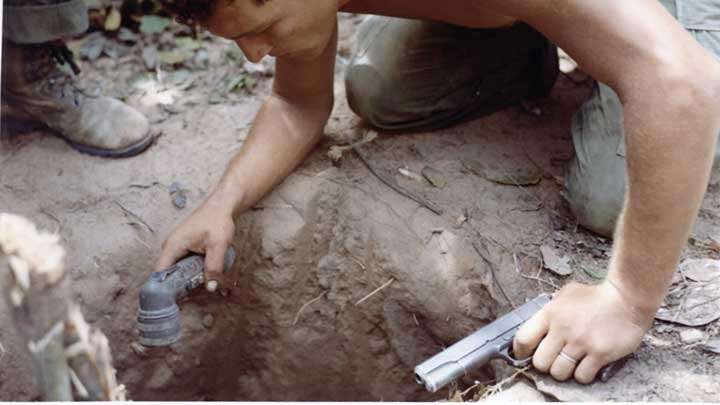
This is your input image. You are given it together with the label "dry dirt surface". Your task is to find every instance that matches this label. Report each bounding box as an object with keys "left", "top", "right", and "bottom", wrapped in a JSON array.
[{"left": 1, "top": 14, "right": 719, "bottom": 402}]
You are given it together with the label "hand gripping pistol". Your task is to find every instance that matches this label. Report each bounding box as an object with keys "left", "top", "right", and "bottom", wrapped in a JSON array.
[
  {"left": 137, "top": 248, "right": 236, "bottom": 347},
  {"left": 414, "top": 294, "right": 627, "bottom": 392}
]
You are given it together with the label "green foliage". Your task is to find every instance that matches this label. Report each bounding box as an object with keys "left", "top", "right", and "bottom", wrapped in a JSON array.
[{"left": 139, "top": 15, "right": 172, "bottom": 34}]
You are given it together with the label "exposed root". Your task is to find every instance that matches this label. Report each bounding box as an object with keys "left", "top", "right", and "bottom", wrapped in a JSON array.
[
  {"left": 292, "top": 290, "right": 328, "bottom": 326},
  {"left": 355, "top": 277, "right": 394, "bottom": 306}
]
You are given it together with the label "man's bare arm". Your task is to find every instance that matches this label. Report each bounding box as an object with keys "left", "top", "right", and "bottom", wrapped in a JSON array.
[
  {"left": 211, "top": 24, "right": 337, "bottom": 215},
  {"left": 155, "top": 23, "right": 337, "bottom": 278},
  {"left": 506, "top": 0, "right": 720, "bottom": 382}
]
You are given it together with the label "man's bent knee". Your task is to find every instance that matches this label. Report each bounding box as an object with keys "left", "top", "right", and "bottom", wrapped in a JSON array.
[
  {"left": 345, "top": 61, "right": 396, "bottom": 129},
  {"left": 563, "top": 84, "right": 626, "bottom": 238}
]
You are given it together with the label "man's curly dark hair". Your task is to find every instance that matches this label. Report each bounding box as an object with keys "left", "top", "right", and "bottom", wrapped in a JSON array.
[
  {"left": 160, "top": 0, "right": 269, "bottom": 27},
  {"left": 160, "top": 0, "right": 215, "bottom": 26}
]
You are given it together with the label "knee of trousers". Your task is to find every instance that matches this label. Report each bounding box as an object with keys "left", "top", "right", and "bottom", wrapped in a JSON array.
[
  {"left": 344, "top": 15, "right": 430, "bottom": 130},
  {"left": 563, "top": 155, "right": 626, "bottom": 239},
  {"left": 563, "top": 84, "right": 626, "bottom": 238},
  {"left": 344, "top": 61, "right": 395, "bottom": 129}
]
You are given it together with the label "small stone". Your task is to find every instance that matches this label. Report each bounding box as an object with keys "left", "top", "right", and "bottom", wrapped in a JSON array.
[
  {"left": 679, "top": 328, "right": 704, "bottom": 344},
  {"left": 202, "top": 314, "right": 214, "bottom": 329},
  {"left": 172, "top": 191, "right": 187, "bottom": 209}
]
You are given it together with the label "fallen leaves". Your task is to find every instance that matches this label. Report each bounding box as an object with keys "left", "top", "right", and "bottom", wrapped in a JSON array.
[
  {"left": 139, "top": 15, "right": 172, "bottom": 35},
  {"left": 421, "top": 166, "right": 447, "bottom": 188},
  {"left": 540, "top": 245, "right": 572, "bottom": 276},
  {"left": 655, "top": 258, "right": 720, "bottom": 327},
  {"left": 104, "top": 7, "right": 122, "bottom": 31},
  {"left": 462, "top": 159, "right": 542, "bottom": 186},
  {"left": 701, "top": 337, "right": 720, "bottom": 354}
]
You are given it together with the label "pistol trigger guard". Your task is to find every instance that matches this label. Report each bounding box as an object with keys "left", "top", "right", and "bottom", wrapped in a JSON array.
[{"left": 498, "top": 345, "right": 532, "bottom": 367}]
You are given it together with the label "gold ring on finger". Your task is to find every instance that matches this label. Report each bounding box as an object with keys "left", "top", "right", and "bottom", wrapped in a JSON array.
[{"left": 559, "top": 351, "right": 579, "bottom": 365}]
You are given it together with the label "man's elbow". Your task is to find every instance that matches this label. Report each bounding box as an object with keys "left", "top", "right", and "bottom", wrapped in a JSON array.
[{"left": 653, "top": 59, "right": 720, "bottom": 122}]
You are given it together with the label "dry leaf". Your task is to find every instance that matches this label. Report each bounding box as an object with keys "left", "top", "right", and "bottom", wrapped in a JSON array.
[
  {"left": 540, "top": 245, "right": 572, "bottom": 276},
  {"left": 463, "top": 159, "right": 542, "bottom": 186},
  {"left": 422, "top": 166, "right": 447, "bottom": 188},
  {"left": 104, "top": 7, "right": 121, "bottom": 31}
]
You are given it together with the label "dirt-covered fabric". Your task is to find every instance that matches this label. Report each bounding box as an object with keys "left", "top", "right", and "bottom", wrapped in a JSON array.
[
  {"left": 3, "top": 0, "right": 88, "bottom": 44},
  {"left": 563, "top": 0, "right": 720, "bottom": 237},
  {"left": 345, "top": 16, "right": 558, "bottom": 132}
]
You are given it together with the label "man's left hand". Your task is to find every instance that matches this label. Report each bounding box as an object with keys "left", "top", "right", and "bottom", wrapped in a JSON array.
[{"left": 513, "top": 281, "right": 652, "bottom": 384}]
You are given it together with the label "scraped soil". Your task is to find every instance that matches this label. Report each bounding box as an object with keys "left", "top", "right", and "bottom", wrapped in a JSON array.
[{"left": 1, "top": 14, "right": 719, "bottom": 401}]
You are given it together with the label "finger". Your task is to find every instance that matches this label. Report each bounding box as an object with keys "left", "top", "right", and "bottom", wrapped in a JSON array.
[
  {"left": 574, "top": 355, "right": 604, "bottom": 384},
  {"left": 203, "top": 241, "right": 227, "bottom": 290},
  {"left": 550, "top": 345, "right": 585, "bottom": 382},
  {"left": 155, "top": 239, "right": 190, "bottom": 271},
  {"left": 514, "top": 309, "right": 550, "bottom": 360},
  {"left": 532, "top": 333, "right": 565, "bottom": 373}
]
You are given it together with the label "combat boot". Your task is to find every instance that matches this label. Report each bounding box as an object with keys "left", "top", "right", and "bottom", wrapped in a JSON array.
[{"left": 1, "top": 40, "right": 152, "bottom": 157}]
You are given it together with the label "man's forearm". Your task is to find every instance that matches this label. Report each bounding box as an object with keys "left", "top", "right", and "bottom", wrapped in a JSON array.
[
  {"left": 607, "top": 77, "right": 720, "bottom": 322},
  {"left": 207, "top": 92, "right": 332, "bottom": 216}
]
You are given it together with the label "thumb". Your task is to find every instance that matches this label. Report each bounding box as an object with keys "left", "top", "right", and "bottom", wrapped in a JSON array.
[{"left": 203, "top": 242, "right": 227, "bottom": 291}]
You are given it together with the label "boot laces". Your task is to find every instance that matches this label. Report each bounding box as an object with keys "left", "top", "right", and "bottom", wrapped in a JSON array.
[{"left": 27, "top": 42, "right": 90, "bottom": 108}]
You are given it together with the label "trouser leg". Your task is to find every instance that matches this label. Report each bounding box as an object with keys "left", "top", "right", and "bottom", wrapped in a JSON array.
[
  {"left": 564, "top": 0, "right": 720, "bottom": 237},
  {"left": 345, "top": 16, "right": 559, "bottom": 132},
  {"left": 3, "top": 0, "right": 89, "bottom": 44}
]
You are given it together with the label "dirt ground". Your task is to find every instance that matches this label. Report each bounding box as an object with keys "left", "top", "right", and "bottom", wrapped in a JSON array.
[{"left": 1, "top": 13, "right": 719, "bottom": 401}]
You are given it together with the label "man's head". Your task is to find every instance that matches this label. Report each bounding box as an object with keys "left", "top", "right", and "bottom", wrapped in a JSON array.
[{"left": 164, "top": 0, "right": 341, "bottom": 62}]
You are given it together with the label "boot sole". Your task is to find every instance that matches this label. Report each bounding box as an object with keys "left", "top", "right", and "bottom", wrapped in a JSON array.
[{"left": 2, "top": 118, "right": 154, "bottom": 158}]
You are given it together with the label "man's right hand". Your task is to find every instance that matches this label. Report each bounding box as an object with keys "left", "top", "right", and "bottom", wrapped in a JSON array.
[{"left": 156, "top": 198, "right": 236, "bottom": 291}]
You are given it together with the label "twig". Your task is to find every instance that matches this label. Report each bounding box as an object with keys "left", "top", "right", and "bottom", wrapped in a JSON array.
[
  {"left": 460, "top": 378, "right": 495, "bottom": 397},
  {"left": 472, "top": 241, "right": 516, "bottom": 309},
  {"left": 114, "top": 201, "right": 154, "bottom": 234},
  {"left": 348, "top": 254, "right": 367, "bottom": 270},
  {"left": 133, "top": 235, "right": 152, "bottom": 251},
  {"left": 68, "top": 368, "right": 89, "bottom": 399},
  {"left": 514, "top": 253, "right": 558, "bottom": 291},
  {"left": 39, "top": 208, "right": 62, "bottom": 233},
  {"left": 128, "top": 182, "right": 159, "bottom": 189},
  {"left": 292, "top": 290, "right": 327, "bottom": 326},
  {"left": 328, "top": 129, "right": 378, "bottom": 162},
  {"left": 513, "top": 253, "right": 521, "bottom": 274},
  {"left": 353, "top": 147, "right": 444, "bottom": 216},
  {"left": 519, "top": 272, "right": 559, "bottom": 290},
  {"left": 479, "top": 366, "right": 531, "bottom": 400},
  {"left": 355, "top": 278, "right": 394, "bottom": 306}
]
